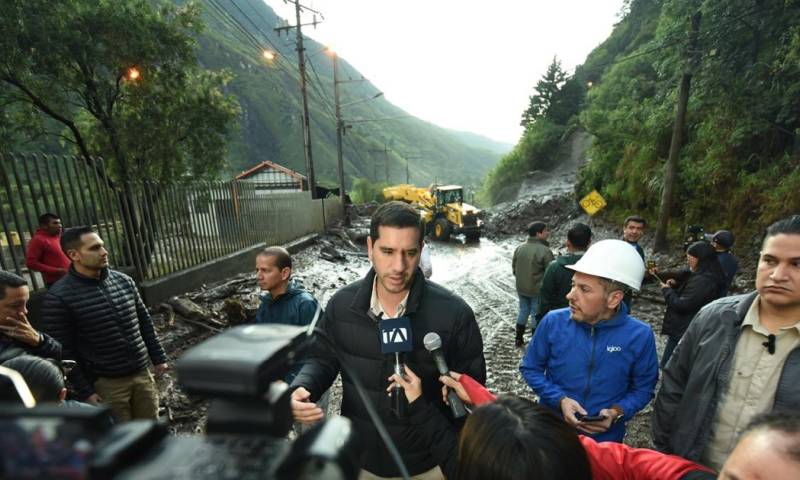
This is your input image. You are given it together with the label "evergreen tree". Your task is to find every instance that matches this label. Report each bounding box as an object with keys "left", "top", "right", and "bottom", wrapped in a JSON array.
[{"left": 520, "top": 57, "right": 567, "bottom": 128}]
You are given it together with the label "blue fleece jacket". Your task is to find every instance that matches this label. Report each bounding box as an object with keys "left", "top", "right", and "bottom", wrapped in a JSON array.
[
  {"left": 519, "top": 304, "right": 659, "bottom": 442},
  {"left": 256, "top": 281, "right": 319, "bottom": 382}
]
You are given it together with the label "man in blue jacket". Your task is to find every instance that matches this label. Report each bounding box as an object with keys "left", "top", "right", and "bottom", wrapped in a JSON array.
[
  {"left": 520, "top": 239, "right": 659, "bottom": 443},
  {"left": 255, "top": 246, "right": 320, "bottom": 383}
]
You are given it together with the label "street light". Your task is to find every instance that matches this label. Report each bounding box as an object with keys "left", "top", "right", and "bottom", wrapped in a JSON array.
[
  {"left": 126, "top": 67, "right": 141, "bottom": 81},
  {"left": 262, "top": 50, "right": 276, "bottom": 61}
]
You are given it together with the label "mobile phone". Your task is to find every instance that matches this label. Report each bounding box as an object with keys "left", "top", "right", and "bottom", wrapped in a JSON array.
[{"left": 576, "top": 413, "right": 607, "bottom": 422}]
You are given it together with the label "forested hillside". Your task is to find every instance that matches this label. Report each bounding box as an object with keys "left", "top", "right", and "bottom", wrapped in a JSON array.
[
  {"left": 481, "top": 0, "right": 800, "bottom": 239},
  {"left": 0, "top": 0, "right": 504, "bottom": 189}
]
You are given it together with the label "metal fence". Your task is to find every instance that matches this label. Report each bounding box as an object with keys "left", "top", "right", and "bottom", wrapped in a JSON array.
[{"left": 1, "top": 153, "right": 341, "bottom": 290}]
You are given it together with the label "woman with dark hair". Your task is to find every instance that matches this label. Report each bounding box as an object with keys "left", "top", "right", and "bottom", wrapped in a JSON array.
[
  {"left": 456, "top": 396, "right": 591, "bottom": 480},
  {"left": 657, "top": 241, "right": 727, "bottom": 367},
  {"left": 390, "top": 367, "right": 713, "bottom": 480}
]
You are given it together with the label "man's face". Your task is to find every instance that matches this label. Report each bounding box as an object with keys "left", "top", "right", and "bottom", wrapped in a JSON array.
[
  {"left": 623, "top": 221, "right": 645, "bottom": 243},
  {"left": 67, "top": 233, "right": 109, "bottom": 271},
  {"left": 44, "top": 218, "right": 62, "bottom": 236},
  {"left": 566, "top": 272, "right": 620, "bottom": 324},
  {"left": 255, "top": 255, "right": 289, "bottom": 293},
  {"left": 719, "top": 430, "right": 800, "bottom": 480},
  {"left": 687, "top": 253, "right": 699, "bottom": 271},
  {"left": 0, "top": 285, "right": 29, "bottom": 323},
  {"left": 367, "top": 226, "right": 421, "bottom": 296},
  {"left": 537, "top": 228, "right": 551, "bottom": 241},
  {"left": 756, "top": 234, "right": 800, "bottom": 310}
]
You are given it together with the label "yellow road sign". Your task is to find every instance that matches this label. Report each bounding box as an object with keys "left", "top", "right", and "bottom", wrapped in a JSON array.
[{"left": 579, "top": 190, "right": 607, "bottom": 216}]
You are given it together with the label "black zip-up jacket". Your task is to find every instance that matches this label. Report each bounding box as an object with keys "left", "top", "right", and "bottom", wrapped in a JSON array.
[
  {"left": 40, "top": 266, "right": 167, "bottom": 399},
  {"left": 652, "top": 292, "right": 800, "bottom": 460},
  {"left": 291, "top": 267, "right": 486, "bottom": 477},
  {"left": 661, "top": 269, "right": 723, "bottom": 338},
  {"left": 0, "top": 332, "right": 62, "bottom": 363}
]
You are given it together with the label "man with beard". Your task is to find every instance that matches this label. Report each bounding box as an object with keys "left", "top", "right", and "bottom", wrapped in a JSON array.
[
  {"left": 290, "top": 201, "right": 486, "bottom": 479},
  {"left": 40, "top": 227, "right": 167, "bottom": 421},
  {"left": 521, "top": 239, "right": 659, "bottom": 443}
]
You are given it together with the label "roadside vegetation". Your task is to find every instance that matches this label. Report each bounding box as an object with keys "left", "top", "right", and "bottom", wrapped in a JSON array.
[{"left": 480, "top": 0, "right": 800, "bottom": 240}]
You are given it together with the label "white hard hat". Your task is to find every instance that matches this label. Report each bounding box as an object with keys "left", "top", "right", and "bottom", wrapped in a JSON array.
[{"left": 566, "top": 239, "right": 645, "bottom": 291}]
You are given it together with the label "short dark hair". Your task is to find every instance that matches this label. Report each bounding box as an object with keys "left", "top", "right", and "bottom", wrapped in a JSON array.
[
  {"left": 60, "top": 226, "right": 95, "bottom": 254},
  {"left": 742, "top": 411, "right": 800, "bottom": 463},
  {"left": 0, "top": 270, "right": 27, "bottom": 300},
  {"left": 38, "top": 213, "right": 60, "bottom": 226},
  {"left": 763, "top": 215, "right": 800, "bottom": 249},
  {"left": 1, "top": 355, "right": 64, "bottom": 403},
  {"left": 567, "top": 223, "right": 592, "bottom": 250},
  {"left": 624, "top": 215, "right": 647, "bottom": 227},
  {"left": 370, "top": 201, "right": 424, "bottom": 246},
  {"left": 456, "top": 396, "right": 592, "bottom": 480},
  {"left": 527, "top": 221, "right": 547, "bottom": 237},
  {"left": 257, "top": 246, "right": 292, "bottom": 270}
]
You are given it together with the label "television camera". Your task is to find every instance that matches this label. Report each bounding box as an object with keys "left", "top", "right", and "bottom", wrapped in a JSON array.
[{"left": 0, "top": 324, "right": 360, "bottom": 479}]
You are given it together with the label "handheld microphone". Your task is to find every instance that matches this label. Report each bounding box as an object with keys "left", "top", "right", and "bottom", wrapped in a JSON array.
[
  {"left": 379, "top": 317, "right": 413, "bottom": 419},
  {"left": 763, "top": 334, "right": 776, "bottom": 355},
  {"left": 423, "top": 332, "right": 468, "bottom": 419}
]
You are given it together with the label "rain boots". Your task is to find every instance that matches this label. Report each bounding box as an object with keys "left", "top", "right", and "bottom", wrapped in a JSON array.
[{"left": 515, "top": 324, "right": 526, "bottom": 348}]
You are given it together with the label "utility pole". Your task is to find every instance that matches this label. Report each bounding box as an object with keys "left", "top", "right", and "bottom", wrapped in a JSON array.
[
  {"left": 654, "top": 10, "right": 702, "bottom": 252},
  {"left": 401, "top": 154, "right": 422, "bottom": 184},
  {"left": 369, "top": 144, "right": 390, "bottom": 184},
  {"left": 275, "top": 1, "right": 319, "bottom": 199},
  {"left": 332, "top": 52, "right": 346, "bottom": 221}
]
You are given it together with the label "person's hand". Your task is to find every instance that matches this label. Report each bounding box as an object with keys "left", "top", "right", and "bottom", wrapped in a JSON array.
[
  {"left": 291, "top": 387, "right": 324, "bottom": 424},
  {"left": 388, "top": 365, "right": 422, "bottom": 403},
  {"left": 0, "top": 313, "right": 41, "bottom": 346},
  {"left": 560, "top": 397, "right": 587, "bottom": 428},
  {"left": 56, "top": 268, "right": 67, "bottom": 275},
  {"left": 85, "top": 393, "right": 103, "bottom": 405},
  {"left": 153, "top": 363, "right": 169, "bottom": 376},
  {"left": 667, "top": 278, "right": 676, "bottom": 287},
  {"left": 576, "top": 408, "right": 619, "bottom": 435},
  {"left": 439, "top": 372, "right": 473, "bottom": 406}
]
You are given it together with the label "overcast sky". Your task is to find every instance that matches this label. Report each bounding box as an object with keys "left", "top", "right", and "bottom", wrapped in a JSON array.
[{"left": 264, "top": 0, "right": 624, "bottom": 145}]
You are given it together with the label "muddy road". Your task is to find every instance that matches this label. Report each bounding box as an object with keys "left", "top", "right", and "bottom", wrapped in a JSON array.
[{"left": 157, "top": 230, "right": 671, "bottom": 449}]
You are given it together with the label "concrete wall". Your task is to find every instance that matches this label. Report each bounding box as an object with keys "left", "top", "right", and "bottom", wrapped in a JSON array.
[{"left": 139, "top": 193, "right": 341, "bottom": 305}]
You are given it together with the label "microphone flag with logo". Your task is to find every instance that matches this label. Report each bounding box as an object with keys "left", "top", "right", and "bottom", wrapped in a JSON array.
[{"left": 379, "top": 317, "right": 413, "bottom": 354}]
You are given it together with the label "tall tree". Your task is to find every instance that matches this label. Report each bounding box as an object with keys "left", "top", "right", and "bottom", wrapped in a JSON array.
[
  {"left": 520, "top": 57, "right": 568, "bottom": 128},
  {"left": 0, "top": 0, "right": 240, "bottom": 183}
]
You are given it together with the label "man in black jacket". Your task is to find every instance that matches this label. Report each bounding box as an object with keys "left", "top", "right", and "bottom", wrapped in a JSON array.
[
  {"left": 652, "top": 215, "right": 800, "bottom": 470},
  {"left": 40, "top": 227, "right": 167, "bottom": 421},
  {"left": 0, "top": 270, "right": 61, "bottom": 363},
  {"left": 290, "top": 201, "right": 486, "bottom": 479}
]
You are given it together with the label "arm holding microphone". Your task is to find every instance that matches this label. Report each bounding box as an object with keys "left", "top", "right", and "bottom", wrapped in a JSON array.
[{"left": 388, "top": 365, "right": 474, "bottom": 480}]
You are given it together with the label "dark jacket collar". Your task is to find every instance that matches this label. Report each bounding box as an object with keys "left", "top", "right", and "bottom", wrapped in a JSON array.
[
  {"left": 350, "top": 267, "right": 425, "bottom": 319},
  {"left": 67, "top": 264, "right": 110, "bottom": 284}
]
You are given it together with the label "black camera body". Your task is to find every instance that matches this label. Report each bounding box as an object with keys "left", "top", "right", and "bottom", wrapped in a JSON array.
[{"left": 1, "top": 324, "right": 360, "bottom": 480}]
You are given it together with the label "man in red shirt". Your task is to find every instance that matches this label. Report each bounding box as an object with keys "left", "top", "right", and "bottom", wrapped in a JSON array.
[{"left": 25, "top": 213, "right": 70, "bottom": 287}]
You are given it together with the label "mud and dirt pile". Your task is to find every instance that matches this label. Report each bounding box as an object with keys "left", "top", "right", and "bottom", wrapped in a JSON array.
[{"left": 151, "top": 224, "right": 369, "bottom": 435}]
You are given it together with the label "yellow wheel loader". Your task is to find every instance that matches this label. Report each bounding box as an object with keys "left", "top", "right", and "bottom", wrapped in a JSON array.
[{"left": 382, "top": 184, "right": 483, "bottom": 242}]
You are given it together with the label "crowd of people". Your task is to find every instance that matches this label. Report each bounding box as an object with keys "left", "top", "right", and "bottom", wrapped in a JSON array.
[{"left": 2, "top": 203, "right": 799, "bottom": 479}]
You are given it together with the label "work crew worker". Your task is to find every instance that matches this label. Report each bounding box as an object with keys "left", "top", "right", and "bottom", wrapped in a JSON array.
[
  {"left": 521, "top": 239, "right": 659, "bottom": 443},
  {"left": 41, "top": 226, "right": 168, "bottom": 421},
  {"left": 290, "top": 201, "right": 486, "bottom": 479},
  {"left": 512, "top": 221, "right": 554, "bottom": 347}
]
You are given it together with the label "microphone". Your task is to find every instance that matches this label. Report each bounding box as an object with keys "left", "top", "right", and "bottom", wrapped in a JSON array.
[
  {"left": 423, "top": 332, "right": 468, "bottom": 419},
  {"left": 379, "top": 317, "right": 413, "bottom": 418},
  {"left": 763, "top": 334, "right": 776, "bottom": 355}
]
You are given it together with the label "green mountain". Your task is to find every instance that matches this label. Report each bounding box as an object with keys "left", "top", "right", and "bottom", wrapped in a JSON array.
[
  {"left": 482, "top": 0, "right": 800, "bottom": 237},
  {"left": 196, "top": 0, "right": 502, "bottom": 189}
]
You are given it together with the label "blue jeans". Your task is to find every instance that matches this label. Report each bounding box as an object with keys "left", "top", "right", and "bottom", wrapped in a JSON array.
[{"left": 517, "top": 294, "right": 539, "bottom": 329}]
